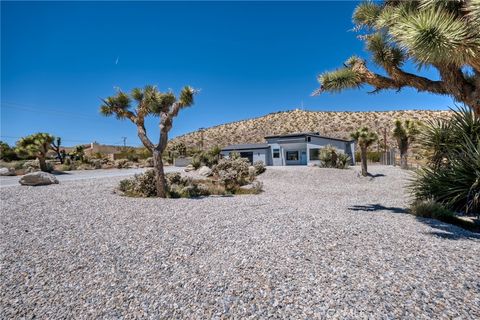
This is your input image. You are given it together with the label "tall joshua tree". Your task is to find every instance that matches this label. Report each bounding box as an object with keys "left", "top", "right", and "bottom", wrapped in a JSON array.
[
  {"left": 313, "top": 0, "right": 480, "bottom": 115},
  {"left": 351, "top": 127, "right": 378, "bottom": 176},
  {"left": 51, "top": 137, "right": 64, "bottom": 164},
  {"left": 392, "top": 119, "right": 419, "bottom": 169},
  {"left": 100, "top": 85, "right": 196, "bottom": 198},
  {"left": 16, "top": 133, "right": 54, "bottom": 172}
]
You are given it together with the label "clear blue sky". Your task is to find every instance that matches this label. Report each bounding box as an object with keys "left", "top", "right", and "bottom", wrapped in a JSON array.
[{"left": 1, "top": 1, "right": 453, "bottom": 147}]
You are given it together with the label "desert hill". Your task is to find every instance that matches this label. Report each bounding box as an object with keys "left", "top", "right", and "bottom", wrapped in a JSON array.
[{"left": 172, "top": 109, "right": 451, "bottom": 150}]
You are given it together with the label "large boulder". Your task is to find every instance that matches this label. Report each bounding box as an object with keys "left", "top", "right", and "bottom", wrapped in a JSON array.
[
  {"left": 0, "top": 167, "right": 15, "bottom": 176},
  {"left": 198, "top": 166, "right": 212, "bottom": 177},
  {"left": 19, "top": 172, "right": 59, "bottom": 186}
]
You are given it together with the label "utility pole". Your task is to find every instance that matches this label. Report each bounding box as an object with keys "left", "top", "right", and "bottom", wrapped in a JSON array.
[{"left": 122, "top": 137, "right": 127, "bottom": 149}]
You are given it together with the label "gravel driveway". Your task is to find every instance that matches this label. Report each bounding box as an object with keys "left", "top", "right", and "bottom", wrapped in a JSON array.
[{"left": 1, "top": 166, "right": 479, "bottom": 318}]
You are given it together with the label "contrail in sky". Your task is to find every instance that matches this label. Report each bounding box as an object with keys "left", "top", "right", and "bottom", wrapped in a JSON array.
[{"left": 115, "top": 56, "right": 119, "bottom": 65}]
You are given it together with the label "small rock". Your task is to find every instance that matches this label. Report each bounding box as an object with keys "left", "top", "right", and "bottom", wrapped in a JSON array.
[
  {"left": 198, "top": 166, "right": 212, "bottom": 176},
  {"left": 0, "top": 167, "right": 15, "bottom": 176},
  {"left": 19, "top": 172, "right": 59, "bottom": 186},
  {"left": 184, "top": 164, "right": 195, "bottom": 172}
]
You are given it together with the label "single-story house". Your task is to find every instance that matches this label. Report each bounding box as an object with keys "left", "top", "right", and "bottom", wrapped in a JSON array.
[{"left": 220, "top": 132, "right": 355, "bottom": 166}]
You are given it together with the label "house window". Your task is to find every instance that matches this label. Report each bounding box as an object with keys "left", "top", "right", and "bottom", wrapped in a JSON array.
[
  {"left": 286, "top": 151, "right": 299, "bottom": 161},
  {"left": 306, "top": 136, "right": 311, "bottom": 142},
  {"left": 309, "top": 148, "right": 320, "bottom": 160},
  {"left": 273, "top": 149, "right": 280, "bottom": 158}
]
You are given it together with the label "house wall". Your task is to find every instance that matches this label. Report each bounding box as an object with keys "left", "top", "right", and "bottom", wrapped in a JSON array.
[
  {"left": 307, "top": 137, "right": 355, "bottom": 165},
  {"left": 220, "top": 149, "right": 271, "bottom": 165}
]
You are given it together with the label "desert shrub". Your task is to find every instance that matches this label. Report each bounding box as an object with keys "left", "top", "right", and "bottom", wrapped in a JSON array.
[
  {"left": 144, "top": 157, "right": 154, "bottom": 167},
  {"left": 119, "top": 170, "right": 209, "bottom": 198},
  {"left": 319, "top": 146, "right": 350, "bottom": 169},
  {"left": 253, "top": 160, "right": 266, "bottom": 175},
  {"left": 355, "top": 151, "right": 381, "bottom": 163},
  {"left": 60, "top": 164, "right": 73, "bottom": 171},
  {"left": 0, "top": 141, "right": 18, "bottom": 161},
  {"left": 409, "top": 200, "right": 479, "bottom": 232},
  {"left": 411, "top": 106, "right": 479, "bottom": 217},
  {"left": 115, "top": 159, "right": 130, "bottom": 169},
  {"left": 319, "top": 146, "right": 338, "bottom": 167},
  {"left": 409, "top": 200, "right": 454, "bottom": 219},
  {"left": 89, "top": 159, "right": 103, "bottom": 169},
  {"left": 190, "top": 156, "right": 202, "bottom": 170},
  {"left": 337, "top": 153, "right": 351, "bottom": 169},
  {"left": 214, "top": 157, "right": 250, "bottom": 191},
  {"left": 22, "top": 160, "right": 53, "bottom": 173},
  {"left": 236, "top": 180, "right": 264, "bottom": 195},
  {"left": 190, "top": 147, "right": 221, "bottom": 169}
]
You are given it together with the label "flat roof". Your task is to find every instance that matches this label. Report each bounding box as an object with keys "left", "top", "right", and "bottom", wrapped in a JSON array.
[
  {"left": 264, "top": 132, "right": 353, "bottom": 143},
  {"left": 222, "top": 143, "right": 270, "bottom": 151}
]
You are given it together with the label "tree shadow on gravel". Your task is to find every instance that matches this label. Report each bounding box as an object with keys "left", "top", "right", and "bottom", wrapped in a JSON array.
[
  {"left": 348, "top": 203, "right": 406, "bottom": 214},
  {"left": 416, "top": 218, "right": 480, "bottom": 240}
]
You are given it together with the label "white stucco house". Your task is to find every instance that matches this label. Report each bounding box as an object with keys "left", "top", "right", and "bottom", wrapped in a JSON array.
[{"left": 220, "top": 132, "right": 355, "bottom": 166}]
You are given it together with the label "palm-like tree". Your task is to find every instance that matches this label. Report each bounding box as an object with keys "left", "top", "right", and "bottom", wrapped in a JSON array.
[
  {"left": 51, "top": 137, "right": 64, "bottom": 164},
  {"left": 351, "top": 127, "right": 378, "bottom": 176},
  {"left": 313, "top": 0, "right": 480, "bottom": 115},
  {"left": 16, "top": 133, "right": 54, "bottom": 172},
  {"left": 100, "top": 85, "right": 196, "bottom": 198},
  {"left": 392, "top": 119, "right": 419, "bottom": 169}
]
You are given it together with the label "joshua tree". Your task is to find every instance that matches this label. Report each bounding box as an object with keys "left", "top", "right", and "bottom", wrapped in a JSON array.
[
  {"left": 351, "top": 127, "right": 378, "bottom": 176},
  {"left": 51, "top": 137, "right": 64, "bottom": 164},
  {"left": 16, "top": 133, "right": 54, "bottom": 172},
  {"left": 100, "top": 85, "right": 196, "bottom": 197},
  {"left": 70, "top": 145, "right": 85, "bottom": 162},
  {"left": 313, "top": 0, "right": 480, "bottom": 115},
  {"left": 392, "top": 119, "right": 419, "bottom": 169}
]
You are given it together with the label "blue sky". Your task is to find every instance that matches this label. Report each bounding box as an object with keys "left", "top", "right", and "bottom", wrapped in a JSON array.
[{"left": 1, "top": 1, "right": 454, "bottom": 147}]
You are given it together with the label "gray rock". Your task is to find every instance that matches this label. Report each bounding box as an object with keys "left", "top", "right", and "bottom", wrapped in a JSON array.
[
  {"left": 0, "top": 167, "right": 15, "bottom": 176},
  {"left": 184, "top": 164, "right": 195, "bottom": 172},
  {"left": 198, "top": 166, "right": 212, "bottom": 176},
  {"left": 19, "top": 172, "right": 59, "bottom": 186}
]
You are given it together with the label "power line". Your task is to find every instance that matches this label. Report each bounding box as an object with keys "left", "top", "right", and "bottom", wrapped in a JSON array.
[{"left": 1, "top": 102, "right": 104, "bottom": 121}]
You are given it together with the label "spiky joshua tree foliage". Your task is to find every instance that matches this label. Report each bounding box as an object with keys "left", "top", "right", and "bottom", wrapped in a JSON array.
[
  {"left": 16, "top": 133, "right": 54, "bottom": 172},
  {"left": 313, "top": 0, "right": 480, "bottom": 115},
  {"left": 392, "top": 119, "right": 419, "bottom": 169},
  {"left": 100, "top": 85, "right": 196, "bottom": 198},
  {"left": 351, "top": 127, "right": 378, "bottom": 176}
]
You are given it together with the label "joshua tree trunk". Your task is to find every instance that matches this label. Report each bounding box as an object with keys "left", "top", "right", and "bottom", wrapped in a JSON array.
[
  {"left": 360, "top": 146, "right": 368, "bottom": 177},
  {"left": 38, "top": 156, "right": 48, "bottom": 172},
  {"left": 153, "top": 150, "right": 167, "bottom": 198},
  {"left": 400, "top": 151, "right": 408, "bottom": 170}
]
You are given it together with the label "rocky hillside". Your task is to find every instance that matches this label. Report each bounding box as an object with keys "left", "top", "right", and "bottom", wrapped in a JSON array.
[{"left": 172, "top": 109, "right": 451, "bottom": 150}]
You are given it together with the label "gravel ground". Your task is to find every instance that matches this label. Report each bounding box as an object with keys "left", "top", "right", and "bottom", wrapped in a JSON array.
[{"left": 1, "top": 166, "right": 479, "bottom": 319}]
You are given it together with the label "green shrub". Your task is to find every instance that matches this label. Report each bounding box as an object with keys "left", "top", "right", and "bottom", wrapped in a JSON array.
[
  {"left": 337, "top": 153, "right": 351, "bottom": 169},
  {"left": 319, "top": 145, "right": 350, "bottom": 169},
  {"left": 22, "top": 160, "right": 54, "bottom": 173},
  {"left": 409, "top": 200, "right": 454, "bottom": 219},
  {"left": 119, "top": 170, "right": 209, "bottom": 198},
  {"left": 214, "top": 157, "right": 250, "bottom": 191},
  {"left": 411, "top": 106, "right": 479, "bottom": 217},
  {"left": 253, "top": 160, "right": 266, "bottom": 175},
  {"left": 355, "top": 151, "right": 381, "bottom": 163},
  {"left": 190, "top": 156, "right": 202, "bottom": 170}
]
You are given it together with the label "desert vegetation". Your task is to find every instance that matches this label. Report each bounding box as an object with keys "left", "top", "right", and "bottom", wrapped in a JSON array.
[
  {"left": 410, "top": 106, "right": 479, "bottom": 220},
  {"left": 100, "top": 85, "right": 196, "bottom": 198},
  {"left": 314, "top": 0, "right": 480, "bottom": 115},
  {"left": 351, "top": 127, "right": 378, "bottom": 176},
  {"left": 171, "top": 109, "right": 450, "bottom": 152},
  {"left": 392, "top": 119, "right": 419, "bottom": 169},
  {"left": 118, "top": 154, "right": 265, "bottom": 198}
]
